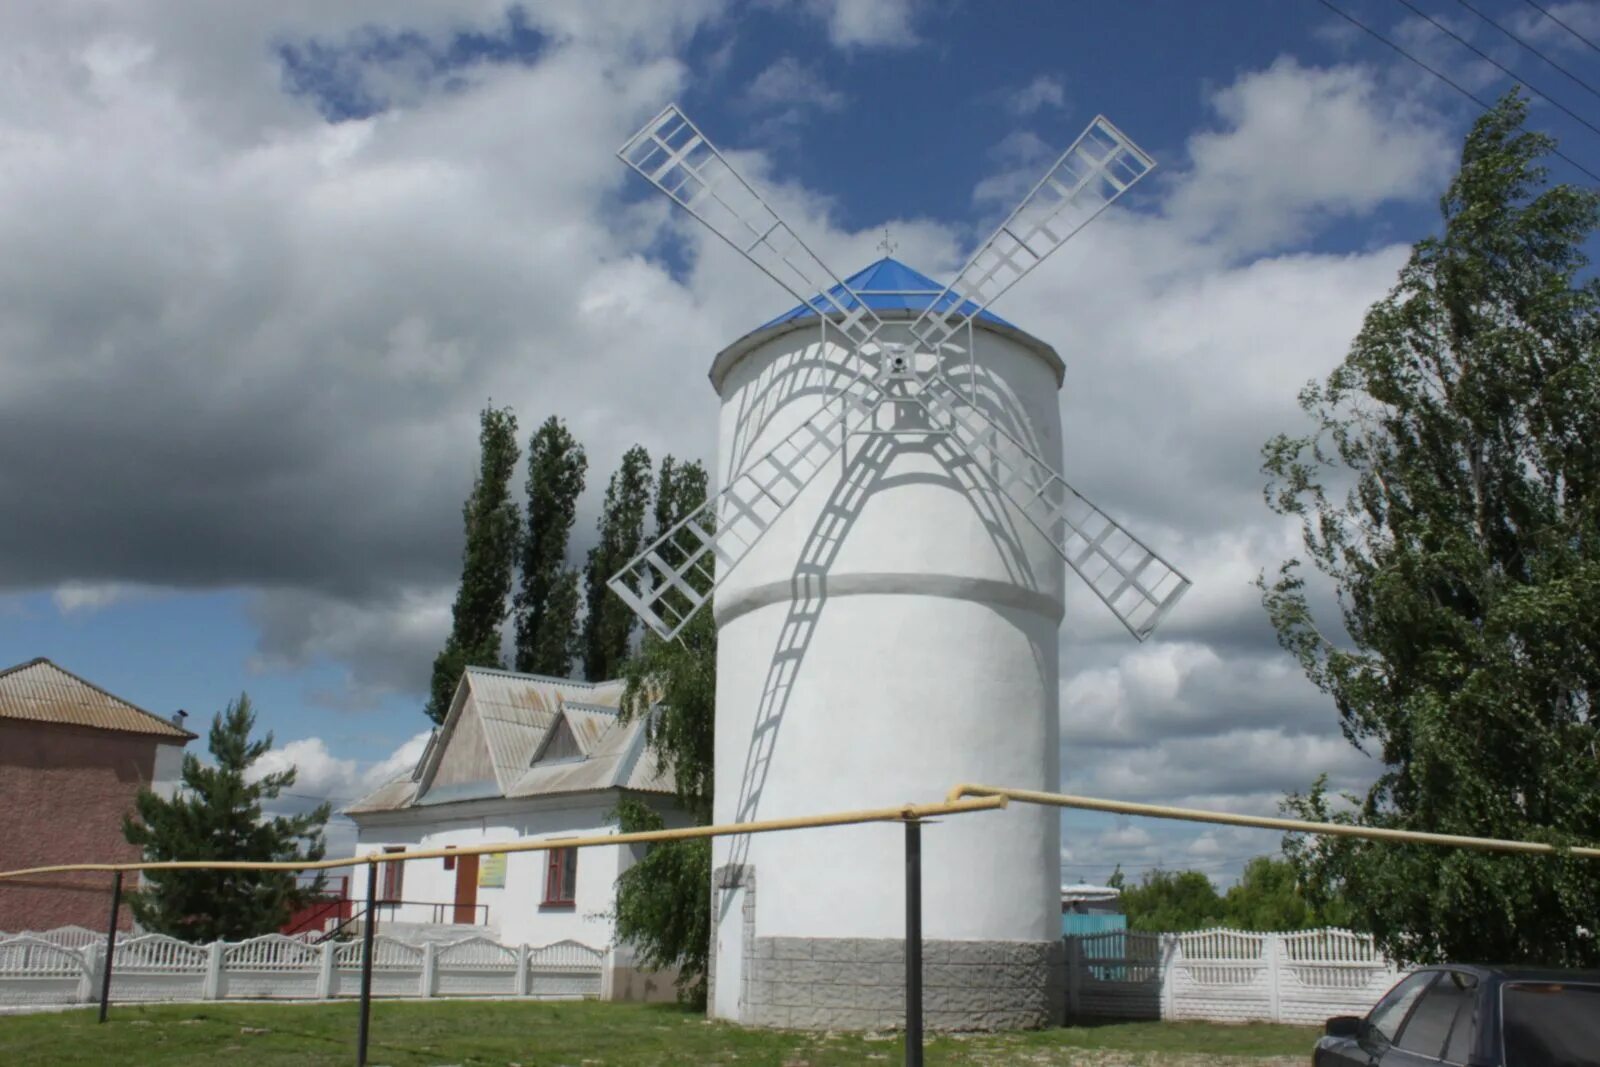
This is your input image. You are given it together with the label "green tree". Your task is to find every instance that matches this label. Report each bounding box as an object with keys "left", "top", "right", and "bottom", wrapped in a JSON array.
[
  {"left": 1110, "top": 867, "right": 1225, "bottom": 933},
  {"left": 123, "top": 695, "right": 330, "bottom": 942},
  {"left": 581, "top": 445, "right": 653, "bottom": 681},
  {"left": 613, "top": 456, "right": 714, "bottom": 1004},
  {"left": 1221, "top": 856, "right": 1350, "bottom": 932},
  {"left": 1261, "top": 92, "right": 1600, "bottom": 967},
  {"left": 611, "top": 797, "right": 712, "bottom": 1005},
  {"left": 515, "top": 416, "right": 587, "bottom": 677},
  {"left": 427, "top": 405, "right": 521, "bottom": 724}
]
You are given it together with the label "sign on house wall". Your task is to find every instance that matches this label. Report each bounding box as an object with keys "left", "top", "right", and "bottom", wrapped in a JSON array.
[{"left": 478, "top": 853, "right": 507, "bottom": 888}]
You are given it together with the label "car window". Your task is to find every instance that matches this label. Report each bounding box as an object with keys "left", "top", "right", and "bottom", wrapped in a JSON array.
[
  {"left": 1368, "top": 971, "right": 1434, "bottom": 1044},
  {"left": 1395, "top": 971, "right": 1476, "bottom": 1060},
  {"left": 1502, "top": 982, "right": 1600, "bottom": 1067},
  {"left": 1440, "top": 972, "right": 1479, "bottom": 1064}
]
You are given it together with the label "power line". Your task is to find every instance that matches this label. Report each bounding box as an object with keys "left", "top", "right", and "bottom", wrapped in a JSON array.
[
  {"left": 1455, "top": 0, "right": 1600, "bottom": 102},
  {"left": 1393, "top": 0, "right": 1600, "bottom": 140},
  {"left": 1522, "top": 0, "right": 1600, "bottom": 56},
  {"left": 1313, "top": 0, "right": 1600, "bottom": 184}
]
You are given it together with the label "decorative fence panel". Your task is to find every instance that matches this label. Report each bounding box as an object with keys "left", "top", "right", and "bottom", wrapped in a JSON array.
[
  {"left": 333, "top": 937, "right": 425, "bottom": 999},
  {"left": 1277, "top": 928, "right": 1399, "bottom": 1026},
  {"left": 435, "top": 937, "right": 520, "bottom": 997},
  {"left": 1065, "top": 927, "right": 1405, "bottom": 1026},
  {"left": 0, "top": 937, "right": 91, "bottom": 1006},
  {"left": 0, "top": 929, "right": 606, "bottom": 1007},
  {"left": 221, "top": 934, "right": 324, "bottom": 999},
  {"left": 528, "top": 940, "right": 605, "bottom": 999},
  {"left": 110, "top": 935, "right": 209, "bottom": 1003}
]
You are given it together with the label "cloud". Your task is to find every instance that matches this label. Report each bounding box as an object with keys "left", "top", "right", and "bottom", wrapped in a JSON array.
[
  {"left": 1166, "top": 57, "right": 1453, "bottom": 252},
  {"left": 52, "top": 581, "right": 148, "bottom": 614},
  {"left": 742, "top": 56, "right": 846, "bottom": 139},
  {"left": 804, "top": 0, "right": 920, "bottom": 50},
  {"left": 747, "top": 56, "right": 845, "bottom": 112},
  {"left": 248, "top": 728, "right": 432, "bottom": 803},
  {"left": 1006, "top": 74, "right": 1066, "bottom": 116}
]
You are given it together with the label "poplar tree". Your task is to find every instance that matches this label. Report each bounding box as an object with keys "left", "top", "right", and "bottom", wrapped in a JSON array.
[
  {"left": 123, "top": 695, "right": 329, "bottom": 942},
  {"left": 426, "top": 405, "right": 521, "bottom": 724},
  {"left": 581, "top": 445, "right": 652, "bottom": 681},
  {"left": 1261, "top": 92, "right": 1600, "bottom": 966},
  {"left": 515, "top": 416, "right": 587, "bottom": 677}
]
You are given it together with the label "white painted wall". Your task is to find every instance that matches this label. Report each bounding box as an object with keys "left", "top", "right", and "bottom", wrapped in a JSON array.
[
  {"left": 711, "top": 316, "right": 1065, "bottom": 955},
  {"left": 150, "top": 742, "right": 186, "bottom": 799},
  {"left": 352, "top": 795, "right": 659, "bottom": 950}
]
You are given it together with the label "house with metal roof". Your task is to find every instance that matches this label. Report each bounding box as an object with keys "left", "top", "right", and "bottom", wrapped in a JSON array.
[
  {"left": 0, "top": 657, "right": 194, "bottom": 934},
  {"left": 344, "top": 665, "right": 683, "bottom": 1000}
]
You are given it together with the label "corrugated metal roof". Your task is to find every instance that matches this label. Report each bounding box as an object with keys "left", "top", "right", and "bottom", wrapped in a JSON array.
[
  {"left": 0, "top": 658, "right": 195, "bottom": 741},
  {"left": 346, "top": 668, "right": 673, "bottom": 815},
  {"left": 757, "top": 257, "right": 1015, "bottom": 331}
]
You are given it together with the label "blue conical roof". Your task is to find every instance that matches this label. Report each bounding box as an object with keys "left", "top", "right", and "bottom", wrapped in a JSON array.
[{"left": 758, "top": 257, "right": 1016, "bottom": 331}]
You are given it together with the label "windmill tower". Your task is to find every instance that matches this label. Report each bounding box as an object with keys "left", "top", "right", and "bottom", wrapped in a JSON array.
[{"left": 612, "top": 105, "right": 1188, "bottom": 1030}]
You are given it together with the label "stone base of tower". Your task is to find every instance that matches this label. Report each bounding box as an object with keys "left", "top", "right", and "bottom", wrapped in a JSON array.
[
  {"left": 712, "top": 934, "right": 1065, "bottom": 1031},
  {"left": 709, "top": 866, "right": 1063, "bottom": 1031}
]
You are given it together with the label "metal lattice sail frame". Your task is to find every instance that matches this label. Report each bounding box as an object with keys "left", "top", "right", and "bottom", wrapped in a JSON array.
[{"left": 610, "top": 104, "right": 1190, "bottom": 642}]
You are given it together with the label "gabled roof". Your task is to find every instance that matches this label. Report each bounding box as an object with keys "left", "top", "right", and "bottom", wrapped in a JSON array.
[
  {"left": 345, "top": 667, "right": 673, "bottom": 816},
  {"left": 757, "top": 257, "right": 1015, "bottom": 331},
  {"left": 0, "top": 658, "right": 195, "bottom": 742}
]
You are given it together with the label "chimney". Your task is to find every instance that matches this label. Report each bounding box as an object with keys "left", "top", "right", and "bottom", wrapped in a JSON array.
[{"left": 171, "top": 708, "right": 189, "bottom": 728}]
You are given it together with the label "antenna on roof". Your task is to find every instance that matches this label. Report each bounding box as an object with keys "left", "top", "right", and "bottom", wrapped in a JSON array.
[{"left": 877, "top": 227, "right": 897, "bottom": 257}]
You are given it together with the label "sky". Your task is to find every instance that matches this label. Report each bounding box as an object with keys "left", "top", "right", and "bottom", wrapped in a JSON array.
[{"left": 3, "top": 0, "right": 1599, "bottom": 886}]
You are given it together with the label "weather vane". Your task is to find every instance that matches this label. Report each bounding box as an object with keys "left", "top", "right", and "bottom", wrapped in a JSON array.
[{"left": 877, "top": 227, "right": 897, "bottom": 257}]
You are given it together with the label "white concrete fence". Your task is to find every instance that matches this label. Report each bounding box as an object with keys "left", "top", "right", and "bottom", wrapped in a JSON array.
[
  {"left": 0, "top": 928, "right": 603, "bottom": 1008},
  {"left": 1066, "top": 927, "right": 1404, "bottom": 1026}
]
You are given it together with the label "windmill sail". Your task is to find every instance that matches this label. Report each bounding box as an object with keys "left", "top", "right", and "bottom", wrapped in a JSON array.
[
  {"left": 608, "top": 391, "right": 879, "bottom": 639},
  {"left": 619, "top": 104, "right": 883, "bottom": 352},
  {"left": 919, "top": 377, "right": 1189, "bottom": 640},
  {"left": 908, "top": 116, "right": 1154, "bottom": 355}
]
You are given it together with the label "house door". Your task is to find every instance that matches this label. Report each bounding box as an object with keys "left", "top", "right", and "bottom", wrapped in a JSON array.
[{"left": 453, "top": 853, "right": 479, "bottom": 924}]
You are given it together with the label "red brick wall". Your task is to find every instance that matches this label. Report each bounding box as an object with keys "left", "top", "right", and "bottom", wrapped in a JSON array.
[{"left": 0, "top": 720, "right": 169, "bottom": 933}]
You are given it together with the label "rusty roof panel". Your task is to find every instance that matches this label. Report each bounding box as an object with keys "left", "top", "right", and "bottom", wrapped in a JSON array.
[{"left": 0, "top": 658, "right": 194, "bottom": 741}]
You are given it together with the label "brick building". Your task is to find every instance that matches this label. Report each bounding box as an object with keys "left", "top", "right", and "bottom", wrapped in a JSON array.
[{"left": 0, "top": 658, "right": 193, "bottom": 933}]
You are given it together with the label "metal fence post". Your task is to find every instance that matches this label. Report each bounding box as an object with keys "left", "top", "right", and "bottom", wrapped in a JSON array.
[
  {"left": 97, "top": 870, "right": 122, "bottom": 1023},
  {"left": 356, "top": 859, "right": 378, "bottom": 1067},
  {"left": 904, "top": 819, "right": 923, "bottom": 1067}
]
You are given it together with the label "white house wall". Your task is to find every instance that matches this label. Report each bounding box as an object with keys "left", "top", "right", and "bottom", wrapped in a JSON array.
[{"left": 354, "top": 798, "right": 624, "bottom": 950}]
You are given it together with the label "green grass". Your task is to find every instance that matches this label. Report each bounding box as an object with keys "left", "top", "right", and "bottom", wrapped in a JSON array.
[{"left": 0, "top": 1000, "right": 1319, "bottom": 1066}]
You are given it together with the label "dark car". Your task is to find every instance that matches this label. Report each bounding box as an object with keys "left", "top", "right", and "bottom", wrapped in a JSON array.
[{"left": 1314, "top": 964, "right": 1600, "bottom": 1066}]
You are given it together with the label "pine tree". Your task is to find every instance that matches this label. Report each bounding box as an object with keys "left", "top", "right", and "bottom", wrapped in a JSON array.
[
  {"left": 1262, "top": 92, "right": 1600, "bottom": 966},
  {"left": 426, "top": 405, "right": 521, "bottom": 724},
  {"left": 123, "top": 694, "right": 330, "bottom": 942},
  {"left": 581, "top": 445, "right": 652, "bottom": 681},
  {"left": 515, "top": 416, "right": 587, "bottom": 677}
]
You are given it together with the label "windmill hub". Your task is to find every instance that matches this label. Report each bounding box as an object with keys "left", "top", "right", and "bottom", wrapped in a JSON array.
[{"left": 612, "top": 103, "right": 1190, "bottom": 1032}]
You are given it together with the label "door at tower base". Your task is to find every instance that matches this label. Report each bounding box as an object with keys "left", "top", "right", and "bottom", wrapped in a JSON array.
[{"left": 704, "top": 290, "right": 1070, "bottom": 1031}]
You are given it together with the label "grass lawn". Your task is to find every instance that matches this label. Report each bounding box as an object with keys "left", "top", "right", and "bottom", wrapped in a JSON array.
[{"left": 0, "top": 1000, "right": 1319, "bottom": 1066}]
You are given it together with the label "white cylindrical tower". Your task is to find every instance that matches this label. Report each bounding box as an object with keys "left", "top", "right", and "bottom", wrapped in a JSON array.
[{"left": 707, "top": 263, "right": 1067, "bottom": 1031}]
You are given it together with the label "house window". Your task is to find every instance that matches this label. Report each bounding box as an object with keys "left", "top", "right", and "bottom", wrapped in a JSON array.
[
  {"left": 380, "top": 846, "right": 405, "bottom": 901},
  {"left": 443, "top": 846, "right": 456, "bottom": 871},
  {"left": 543, "top": 847, "right": 577, "bottom": 907}
]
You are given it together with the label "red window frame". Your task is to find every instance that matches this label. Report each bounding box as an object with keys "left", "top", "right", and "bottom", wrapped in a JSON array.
[
  {"left": 542, "top": 847, "right": 577, "bottom": 907},
  {"left": 379, "top": 846, "right": 405, "bottom": 902}
]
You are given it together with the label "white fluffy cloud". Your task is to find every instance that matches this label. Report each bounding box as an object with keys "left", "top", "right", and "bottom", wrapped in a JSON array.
[
  {"left": 249, "top": 729, "right": 432, "bottom": 804},
  {"left": 1166, "top": 57, "right": 1453, "bottom": 252},
  {"left": 803, "top": 0, "right": 921, "bottom": 50}
]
